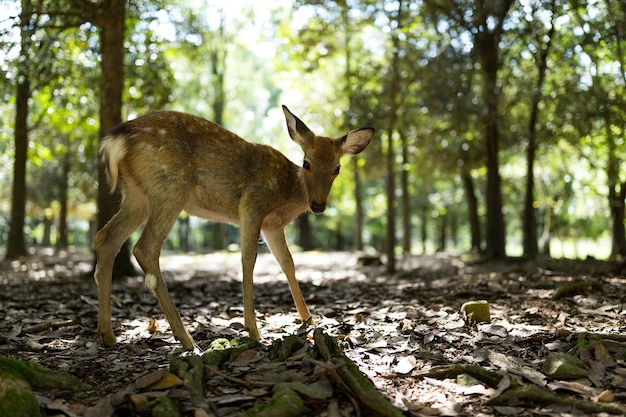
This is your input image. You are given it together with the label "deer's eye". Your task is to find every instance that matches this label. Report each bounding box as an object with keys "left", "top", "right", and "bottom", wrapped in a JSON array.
[
  {"left": 303, "top": 160, "right": 311, "bottom": 170},
  {"left": 334, "top": 165, "right": 341, "bottom": 175}
]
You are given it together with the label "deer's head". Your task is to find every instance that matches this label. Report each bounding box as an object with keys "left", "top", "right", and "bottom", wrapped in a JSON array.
[{"left": 282, "top": 105, "right": 375, "bottom": 214}]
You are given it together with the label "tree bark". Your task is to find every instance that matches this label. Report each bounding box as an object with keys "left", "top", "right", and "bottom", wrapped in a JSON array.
[
  {"left": 473, "top": 0, "right": 514, "bottom": 260},
  {"left": 353, "top": 158, "right": 365, "bottom": 250},
  {"left": 462, "top": 170, "right": 481, "bottom": 251},
  {"left": 297, "top": 214, "right": 314, "bottom": 251},
  {"left": 385, "top": 0, "right": 403, "bottom": 273},
  {"left": 6, "top": 0, "right": 32, "bottom": 260},
  {"left": 523, "top": 2, "right": 555, "bottom": 259},
  {"left": 96, "top": 0, "right": 136, "bottom": 277},
  {"left": 56, "top": 150, "right": 70, "bottom": 250},
  {"left": 420, "top": 205, "right": 428, "bottom": 254},
  {"left": 401, "top": 132, "right": 411, "bottom": 254},
  {"left": 342, "top": 7, "right": 365, "bottom": 252},
  {"left": 608, "top": 128, "right": 626, "bottom": 259},
  {"left": 209, "top": 12, "right": 228, "bottom": 250},
  {"left": 437, "top": 213, "right": 447, "bottom": 253}
]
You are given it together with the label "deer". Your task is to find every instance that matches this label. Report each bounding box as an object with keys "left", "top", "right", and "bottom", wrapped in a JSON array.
[{"left": 94, "top": 105, "right": 375, "bottom": 351}]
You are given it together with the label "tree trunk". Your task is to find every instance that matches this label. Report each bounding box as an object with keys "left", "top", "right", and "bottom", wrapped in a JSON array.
[
  {"left": 57, "top": 150, "right": 70, "bottom": 250},
  {"left": 97, "top": 0, "right": 136, "bottom": 277},
  {"left": 353, "top": 158, "right": 365, "bottom": 250},
  {"left": 420, "top": 205, "right": 428, "bottom": 254},
  {"left": 461, "top": 170, "right": 481, "bottom": 251},
  {"left": 179, "top": 215, "right": 190, "bottom": 252},
  {"left": 474, "top": 7, "right": 511, "bottom": 260},
  {"left": 297, "top": 213, "right": 314, "bottom": 251},
  {"left": 523, "top": 2, "right": 555, "bottom": 259},
  {"left": 385, "top": 0, "right": 403, "bottom": 273},
  {"left": 341, "top": 5, "right": 366, "bottom": 252},
  {"left": 401, "top": 132, "right": 411, "bottom": 254},
  {"left": 6, "top": 0, "right": 32, "bottom": 260},
  {"left": 437, "top": 213, "right": 447, "bottom": 252},
  {"left": 541, "top": 200, "right": 552, "bottom": 256},
  {"left": 42, "top": 212, "right": 53, "bottom": 247},
  {"left": 608, "top": 130, "right": 626, "bottom": 259},
  {"left": 609, "top": 185, "right": 626, "bottom": 259},
  {"left": 209, "top": 13, "right": 228, "bottom": 250},
  {"left": 482, "top": 54, "right": 505, "bottom": 259}
]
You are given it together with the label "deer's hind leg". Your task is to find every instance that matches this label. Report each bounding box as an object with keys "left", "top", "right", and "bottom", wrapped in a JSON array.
[
  {"left": 95, "top": 183, "right": 149, "bottom": 347},
  {"left": 132, "top": 192, "right": 198, "bottom": 351}
]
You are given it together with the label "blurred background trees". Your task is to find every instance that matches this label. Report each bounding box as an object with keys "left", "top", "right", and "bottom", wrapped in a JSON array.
[{"left": 1, "top": 0, "right": 625, "bottom": 268}]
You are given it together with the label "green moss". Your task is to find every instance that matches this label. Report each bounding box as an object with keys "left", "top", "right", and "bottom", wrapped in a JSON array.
[{"left": 0, "top": 374, "right": 41, "bottom": 417}]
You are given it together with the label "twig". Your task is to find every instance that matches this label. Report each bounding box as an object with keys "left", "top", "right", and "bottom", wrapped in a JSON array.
[
  {"left": 21, "top": 319, "right": 79, "bottom": 334},
  {"left": 203, "top": 364, "right": 274, "bottom": 388}
]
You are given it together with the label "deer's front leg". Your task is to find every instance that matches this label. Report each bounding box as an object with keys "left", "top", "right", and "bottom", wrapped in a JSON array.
[
  {"left": 240, "top": 220, "right": 261, "bottom": 340},
  {"left": 263, "top": 228, "right": 313, "bottom": 325}
]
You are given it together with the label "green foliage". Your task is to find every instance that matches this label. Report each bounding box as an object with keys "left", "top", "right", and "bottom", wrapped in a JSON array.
[{"left": 1, "top": 0, "right": 625, "bottom": 258}]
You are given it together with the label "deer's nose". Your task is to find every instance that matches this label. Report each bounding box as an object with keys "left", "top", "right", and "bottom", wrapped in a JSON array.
[{"left": 311, "top": 202, "right": 326, "bottom": 213}]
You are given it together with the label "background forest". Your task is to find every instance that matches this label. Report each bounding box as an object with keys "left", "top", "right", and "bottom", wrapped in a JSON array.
[{"left": 1, "top": 0, "right": 626, "bottom": 271}]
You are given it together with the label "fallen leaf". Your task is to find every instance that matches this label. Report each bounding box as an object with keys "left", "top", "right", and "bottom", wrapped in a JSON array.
[
  {"left": 394, "top": 355, "right": 417, "bottom": 374},
  {"left": 146, "top": 373, "right": 183, "bottom": 390}
]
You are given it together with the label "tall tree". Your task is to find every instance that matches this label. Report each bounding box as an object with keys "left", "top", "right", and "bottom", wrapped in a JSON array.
[
  {"left": 522, "top": 0, "right": 557, "bottom": 259},
  {"left": 94, "top": 0, "right": 136, "bottom": 276},
  {"left": 384, "top": 0, "right": 403, "bottom": 272},
  {"left": 570, "top": 0, "right": 626, "bottom": 259},
  {"left": 5, "top": 0, "right": 33, "bottom": 260},
  {"left": 427, "top": 0, "right": 514, "bottom": 259}
]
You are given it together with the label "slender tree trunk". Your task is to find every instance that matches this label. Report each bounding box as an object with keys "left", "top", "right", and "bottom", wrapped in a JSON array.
[
  {"left": 473, "top": 5, "right": 513, "bottom": 260},
  {"left": 481, "top": 52, "right": 506, "bottom": 259},
  {"left": 609, "top": 185, "right": 626, "bottom": 259},
  {"left": 401, "top": 132, "right": 411, "bottom": 254},
  {"left": 541, "top": 201, "right": 552, "bottom": 256},
  {"left": 297, "top": 214, "right": 314, "bottom": 251},
  {"left": 57, "top": 150, "right": 70, "bottom": 250},
  {"left": 42, "top": 213, "right": 53, "bottom": 247},
  {"left": 179, "top": 215, "right": 190, "bottom": 252},
  {"left": 437, "top": 213, "right": 447, "bottom": 252},
  {"left": 97, "top": 0, "right": 136, "bottom": 276},
  {"left": 7, "top": 74, "right": 30, "bottom": 259},
  {"left": 385, "top": 0, "right": 403, "bottom": 273},
  {"left": 341, "top": 5, "right": 366, "bottom": 252},
  {"left": 523, "top": 2, "right": 555, "bottom": 259},
  {"left": 420, "top": 205, "right": 428, "bottom": 254},
  {"left": 461, "top": 171, "right": 481, "bottom": 251},
  {"left": 210, "top": 14, "right": 228, "bottom": 250},
  {"left": 608, "top": 127, "right": 626, "bottom": 259},
  {"left": 6, "top": 0, "right": 33, "bottom": 260},
  {"left": 353, "top": 158, "right": 365, "bottom": 250}
]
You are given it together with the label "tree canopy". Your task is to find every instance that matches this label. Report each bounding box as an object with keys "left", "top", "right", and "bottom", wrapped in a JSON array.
[{"left": 1, "top": 0, "right": 625, "bottom": 262}]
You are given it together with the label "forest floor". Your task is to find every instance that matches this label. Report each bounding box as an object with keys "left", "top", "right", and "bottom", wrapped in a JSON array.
[{"left": 1, "top": 247, "right": 626, "bottom": 416}]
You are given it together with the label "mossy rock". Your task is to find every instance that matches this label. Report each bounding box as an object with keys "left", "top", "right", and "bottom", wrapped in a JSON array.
[
  {"left": 202, "top": 337, "right": 260, "bottom": 367},
  {"left": 0, "top": 373, "right": 41, "bottom": 417},
  {"left": 542, "top": 353, "right": 588, "bottom": 379},
  {"left": 0, "top": 356, "right": 87, "bottom": 390},
  {"left": 270, "top": 335, "right": 306, "bottom": 362}
]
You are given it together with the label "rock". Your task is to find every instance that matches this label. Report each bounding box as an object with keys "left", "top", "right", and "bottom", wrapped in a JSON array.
[
  {"left": 460, "top": 300, "right": 491, "bottom": 324},
  {"left": 597, "top": 390, "right": 614, "bottom": 403},
  {"left": 0, "top": 373, "right": 41, "bottom": 417},
  {"left": 542, "top": 353, "right": 588, "bottom": 379}
]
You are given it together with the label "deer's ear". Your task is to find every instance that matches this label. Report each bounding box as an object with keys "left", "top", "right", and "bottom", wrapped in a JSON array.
[
  {"left": 283, "top": 105, "right": 314, "bottom": 147},
  {"left": 341, "top": 127, "right": 375, "bottom": 156}
]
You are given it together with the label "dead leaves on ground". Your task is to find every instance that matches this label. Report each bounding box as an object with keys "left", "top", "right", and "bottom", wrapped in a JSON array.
[{"left": 1, "top": 250, "right": 626, "bottom": 416}]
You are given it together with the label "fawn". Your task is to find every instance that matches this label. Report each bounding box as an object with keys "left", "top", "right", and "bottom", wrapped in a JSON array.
[{"left": 94, "top": 106, "right": 375, "bottom": 350}]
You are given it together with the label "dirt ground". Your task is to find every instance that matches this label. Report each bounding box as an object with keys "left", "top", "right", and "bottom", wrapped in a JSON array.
[{"left": 1, "top": 248, "right": 625, "bottom": 416}]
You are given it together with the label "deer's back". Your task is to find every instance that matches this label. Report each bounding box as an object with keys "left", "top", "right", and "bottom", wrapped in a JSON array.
[{"left": 107, "top": 111, "right": 307, "bottom": 226}]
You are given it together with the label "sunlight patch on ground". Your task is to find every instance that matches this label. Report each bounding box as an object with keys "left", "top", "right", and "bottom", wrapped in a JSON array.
[{"left": 159, "top": 251, "right": 361, "bottom": 282}]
